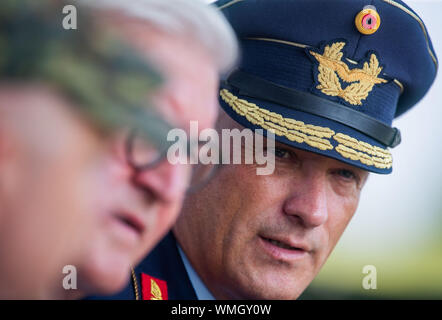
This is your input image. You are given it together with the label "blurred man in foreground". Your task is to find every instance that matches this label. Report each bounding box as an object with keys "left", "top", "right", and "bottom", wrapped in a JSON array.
[
  {"left": 0, "top": 0, "right": 237, "bottom": 299},
  {"left": 79, "top": 0, "right": 238, "bottom": 297}
]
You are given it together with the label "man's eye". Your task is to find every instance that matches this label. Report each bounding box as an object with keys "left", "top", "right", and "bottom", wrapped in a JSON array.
[
  {"left": 335, "top": 169, "right": 358, "bottom": 181},
  {"left": 273, "top": 147, "right": 291, "bottom": 159}
]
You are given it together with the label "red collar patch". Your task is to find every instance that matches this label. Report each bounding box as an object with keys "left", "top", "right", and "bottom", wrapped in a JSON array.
[{"left": 141, "top": 273, "right": 168, "bottom": 300}]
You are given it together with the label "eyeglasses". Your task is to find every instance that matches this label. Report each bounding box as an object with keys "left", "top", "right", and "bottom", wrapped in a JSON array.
[
  {"left": 125, "top": 123, "right": 219, "bottom": 194},
  {"left": 1, "top": 0, "right": 218, "bottom": 194}
]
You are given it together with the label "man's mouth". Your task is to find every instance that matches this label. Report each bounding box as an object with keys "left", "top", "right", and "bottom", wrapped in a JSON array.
[
  {"left": 261, "top": 236, "right": 304, "bottom": 251},
  {"left": 262, "top": 237, "right": 300, "bottom": 250},
  {"left": 113, "top": 211, "right": 146, "bottom": 237},
  {"left": 258, "top": 235, "right": 309, "bottom": 261}
]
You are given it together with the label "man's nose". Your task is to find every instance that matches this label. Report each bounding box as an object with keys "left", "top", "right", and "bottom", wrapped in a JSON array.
[
  {"left": 132, "top": 161, "right": 190, "bottom": 204},
  {"left": 283, "top": 173, "right": 328, "bottom": 228},
  {"left": 110, "top": 132, "right": 191, "bottom": 204}
]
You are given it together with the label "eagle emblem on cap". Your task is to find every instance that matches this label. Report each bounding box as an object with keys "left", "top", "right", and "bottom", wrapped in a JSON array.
[{"left": 309, "top": 42, "right": 387, "bottom": 106}]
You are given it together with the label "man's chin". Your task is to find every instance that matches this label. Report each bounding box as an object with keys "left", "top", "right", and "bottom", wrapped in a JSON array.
[
  {"left": 79, "top": 257, "right": 132, "bottom": 297},
  {"left": 228, "top": 267, "right": 310, "bottom": 300},
  {"left": 239, "top": 284, "right": 304, "bottom": 300}
]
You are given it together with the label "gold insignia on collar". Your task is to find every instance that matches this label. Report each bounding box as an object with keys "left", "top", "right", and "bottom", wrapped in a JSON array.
[
  {"left": 150, "top": 279, "right": 163, "bottom": 300},
  {"left": 309, "top": 42, "right": 387, "bottom": 106}
]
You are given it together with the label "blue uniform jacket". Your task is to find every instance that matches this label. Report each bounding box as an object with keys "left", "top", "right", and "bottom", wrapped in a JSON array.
[{"left": 92, "top": 232, "right": 197, "bottom": 300}]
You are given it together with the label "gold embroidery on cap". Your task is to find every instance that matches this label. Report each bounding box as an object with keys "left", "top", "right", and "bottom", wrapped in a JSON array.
[
  {"left": 243, "top": 37, "right": 403, "bottom": 94},
  {"left": 220, "top": 89, "right": 334, "bottom": 150},
  {"left": 150, "top": 279, "right": 163, "bottom": 300},
  {"left": 220, "top": 89, "right": 393, "bottom": 169},
  {"left": 333, "top": 133, "right": 392, "bottom": 169},
  {"left": 309, "top": 42, "right": 388, "bottom": 106}
]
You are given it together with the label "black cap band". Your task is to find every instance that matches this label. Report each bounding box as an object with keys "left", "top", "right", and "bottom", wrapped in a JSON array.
[{"left": 225, "top": 70, "right": 401, "bottom": 148}]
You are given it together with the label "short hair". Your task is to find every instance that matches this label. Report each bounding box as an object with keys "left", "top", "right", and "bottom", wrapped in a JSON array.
[{"left": 80, "top": 0, "right": 239, "bottom": 73}]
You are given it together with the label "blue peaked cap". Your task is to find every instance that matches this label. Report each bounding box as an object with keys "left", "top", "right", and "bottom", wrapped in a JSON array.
[{"left": 215, "top": 0, "right": 438, "bottom": 174}]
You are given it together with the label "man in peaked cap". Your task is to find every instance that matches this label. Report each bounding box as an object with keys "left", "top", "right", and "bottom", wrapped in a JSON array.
[{"left": 110, "top": 0, "right": 437, "bottom": 300}]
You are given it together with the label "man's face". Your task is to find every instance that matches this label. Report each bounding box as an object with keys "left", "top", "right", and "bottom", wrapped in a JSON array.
[
  {"left": 174, "top": 111, "right": 369, "bottom": 299},
  {"left": 80, "top": 16, "right": 220, "bottom": 295},
  {"left": 0, "top": 86, "right": 108, "bottom": 298},
  {"left": 0, "top": 22, "right": 219, "bottom": 297}
]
